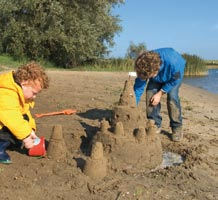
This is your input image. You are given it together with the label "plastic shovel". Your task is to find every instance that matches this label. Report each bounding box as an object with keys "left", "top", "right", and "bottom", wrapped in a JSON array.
[{"left": 34, "top": 109, "right": 76, "bottom": 118}]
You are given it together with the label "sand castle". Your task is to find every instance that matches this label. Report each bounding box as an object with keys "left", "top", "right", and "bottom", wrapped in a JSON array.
[
  {"left": 45, "top": 78, "right": 163, "bottom": 178},
  {"left": 84, "top": 77, "right": 163, "bottom": 177}
]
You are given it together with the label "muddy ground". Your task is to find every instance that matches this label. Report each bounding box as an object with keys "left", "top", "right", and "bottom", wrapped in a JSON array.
[{"left": 0, "top": 71, "right": 217, "bottom": 200}]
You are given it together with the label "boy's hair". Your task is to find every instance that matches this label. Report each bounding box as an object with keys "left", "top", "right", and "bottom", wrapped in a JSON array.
[
  {"left": 13, "top": 62, "right": 49, "bottom": 89},
  {"left": 135, "top": 51, "right": 161, "bottom": 77}
]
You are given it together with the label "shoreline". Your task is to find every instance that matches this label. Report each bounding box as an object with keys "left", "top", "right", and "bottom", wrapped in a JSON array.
[
  {"left": 181, "top": 83, "right": 218, "bottom": 102},
  {"left": 207, "top": 64, "right": 218, "bottom": 69}
]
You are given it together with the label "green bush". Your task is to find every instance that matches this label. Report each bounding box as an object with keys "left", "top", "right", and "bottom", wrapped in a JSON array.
[{"left": 0, "top": 0, "right": 124, "bottom": 68}]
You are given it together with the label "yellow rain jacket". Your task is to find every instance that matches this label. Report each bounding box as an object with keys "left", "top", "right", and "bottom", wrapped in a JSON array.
[{"left": 0, "top": 71, "right": 36, "bottom": 140}]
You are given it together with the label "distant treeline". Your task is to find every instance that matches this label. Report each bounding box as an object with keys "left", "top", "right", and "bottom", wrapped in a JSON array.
[
  {"left": 205, "top": 60, "right": 218, "bottom": 69},
  {"left": 0, "top": 51, "right": 214, "bottom": 77},
  {"left": 206, "top": 60, "right": 218, "bottom": 65},
  {"left": 0, "top": 53, "right": 211, "bottom": 77},
  {"left": 89, "top": 53, "right": 209, "bottom": 76}
]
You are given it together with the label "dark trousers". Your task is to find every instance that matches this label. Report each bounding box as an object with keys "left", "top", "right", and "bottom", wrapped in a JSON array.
[
  {"left": 146, "top": 79, "right": 182, "bottom": 129},
  {"left": 0, "top": 114, "right": 29, "bottom": 147}
]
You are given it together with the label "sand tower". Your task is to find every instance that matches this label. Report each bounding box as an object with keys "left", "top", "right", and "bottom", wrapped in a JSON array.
[
  {"left": 92, "top": 77, "right": 163, "bottom": 174},
  {"left": 47, "top": 124, "right": 67, "bottom": 160},
  {"left": 83, "top": 142, "right": 107, "bottom": 179},
  {"left": 110, "top": 78, "right": 145, "bottom": 134}
]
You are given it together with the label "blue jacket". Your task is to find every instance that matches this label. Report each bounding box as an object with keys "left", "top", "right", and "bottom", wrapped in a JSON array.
[{"left": 134, "top": 48, "right": 186, "bottom": 104}]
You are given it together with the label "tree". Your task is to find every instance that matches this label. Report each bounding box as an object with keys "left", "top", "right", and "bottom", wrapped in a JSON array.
[
  {"left": 126, "top": 42, "right": 147, "bottom": 59},
  {"left": 0, "top": 0, "right": 124, "bottom": 67}
]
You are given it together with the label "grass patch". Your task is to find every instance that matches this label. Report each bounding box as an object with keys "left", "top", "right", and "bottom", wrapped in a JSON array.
[
  {"left": 0, "top": 54, "right": 27, "bottom": 69},
  {"left": 0, "top": 54, "right": 134, "bottom": 72},
  {"left": 0, "top": 54, "right": 64, "bottom": 70}
]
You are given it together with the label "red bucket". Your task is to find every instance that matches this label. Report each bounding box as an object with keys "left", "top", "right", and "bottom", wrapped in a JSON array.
[{"left": 28, "top": 137, "right": 46, "bottom": 156}]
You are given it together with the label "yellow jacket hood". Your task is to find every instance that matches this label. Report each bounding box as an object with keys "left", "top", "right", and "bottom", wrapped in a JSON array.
[{"left": 0, "top": 71, "right": 36, "bottom": 140}]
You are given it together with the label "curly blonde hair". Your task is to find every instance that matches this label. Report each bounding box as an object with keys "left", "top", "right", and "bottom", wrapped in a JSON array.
[
  {"left": 13, "top": 62, "right": 49, "bottom": 89},
  {"left": 135, "top": 51, "right": 161, "bottom": 78}
]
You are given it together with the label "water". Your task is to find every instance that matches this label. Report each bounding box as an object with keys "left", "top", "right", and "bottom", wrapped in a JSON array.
[
  {"left": 183, "top": 69, "right": 218, "bottom": 94},
  {"left": 145, "top": 151, "right": 184, "bottom": 172},
  {"left": 161, "top": 152, "right": 184, "bottom": 168}
]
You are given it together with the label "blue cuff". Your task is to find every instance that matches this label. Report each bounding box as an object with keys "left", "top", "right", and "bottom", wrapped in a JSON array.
[{"left": 134, "top": 78, "right": 147, "bottom": 105}]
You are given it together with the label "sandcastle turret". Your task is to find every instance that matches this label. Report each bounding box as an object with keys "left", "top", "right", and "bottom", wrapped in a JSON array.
[
  {"left": 118, "top": 78, "right": 137, "bottom": 107},
  {"left": 135, "top": 126, "right": 146, "bottom": 143},
  {"left": 100, "top": 118, "right": 110, "bottom": 133},
  {"left": 114, "top": 121, "right": 125, "bottom": 136},
  {"left": 146, "top": 119, "right": 157, "bottom": 136},
  {"left": 47, "top": 124, "right": 67, "bottom": 160},
  {"left": 111, "top": 78, "right": 145, "bottom": 134},
  {"left": 83, "top": 142, "right": 107, "bottom": 179}
]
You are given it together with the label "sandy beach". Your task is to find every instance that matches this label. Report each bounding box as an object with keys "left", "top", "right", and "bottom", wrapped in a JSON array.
[{"left": 0, "top": 71, "right": 217, "bottom": 200}]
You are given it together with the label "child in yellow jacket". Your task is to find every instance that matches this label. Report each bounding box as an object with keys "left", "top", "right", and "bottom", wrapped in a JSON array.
[{"left": 0, "top": 62, "right": 49, "bottom": 163}]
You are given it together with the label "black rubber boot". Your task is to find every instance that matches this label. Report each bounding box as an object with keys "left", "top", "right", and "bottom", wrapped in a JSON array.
[{"left": 0, "top": 140, "right": 12, "bottom": 164}]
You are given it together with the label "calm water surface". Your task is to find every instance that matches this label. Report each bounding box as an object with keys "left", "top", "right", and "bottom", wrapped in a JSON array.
[{"left": 183, "top": 69, "right": 218, "bottom": 94}]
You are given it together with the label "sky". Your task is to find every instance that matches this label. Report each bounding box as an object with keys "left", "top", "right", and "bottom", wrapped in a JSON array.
[{"left": 109, "top": 0, "right": 218, "bottom": 60}]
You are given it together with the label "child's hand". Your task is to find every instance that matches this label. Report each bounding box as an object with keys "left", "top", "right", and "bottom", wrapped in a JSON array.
[
  {"left": 23, "top": 130, "right": 38, "bottom": 149},
  {"left": 150, "top": 91, "right": 162, "bottom": 106}
]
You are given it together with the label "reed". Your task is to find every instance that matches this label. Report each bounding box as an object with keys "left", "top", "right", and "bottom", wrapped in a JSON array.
[
  {"left": 182, "top": 54, "right": 208, "bottom": 76},
  {"left": 90, "top": 58, "right": 134, "bottom": 71}
]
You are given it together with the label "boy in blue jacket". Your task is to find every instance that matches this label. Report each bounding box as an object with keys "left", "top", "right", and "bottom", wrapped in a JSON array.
[{"left": 134, "top": 48, "right": 186, "bottom": 142}]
